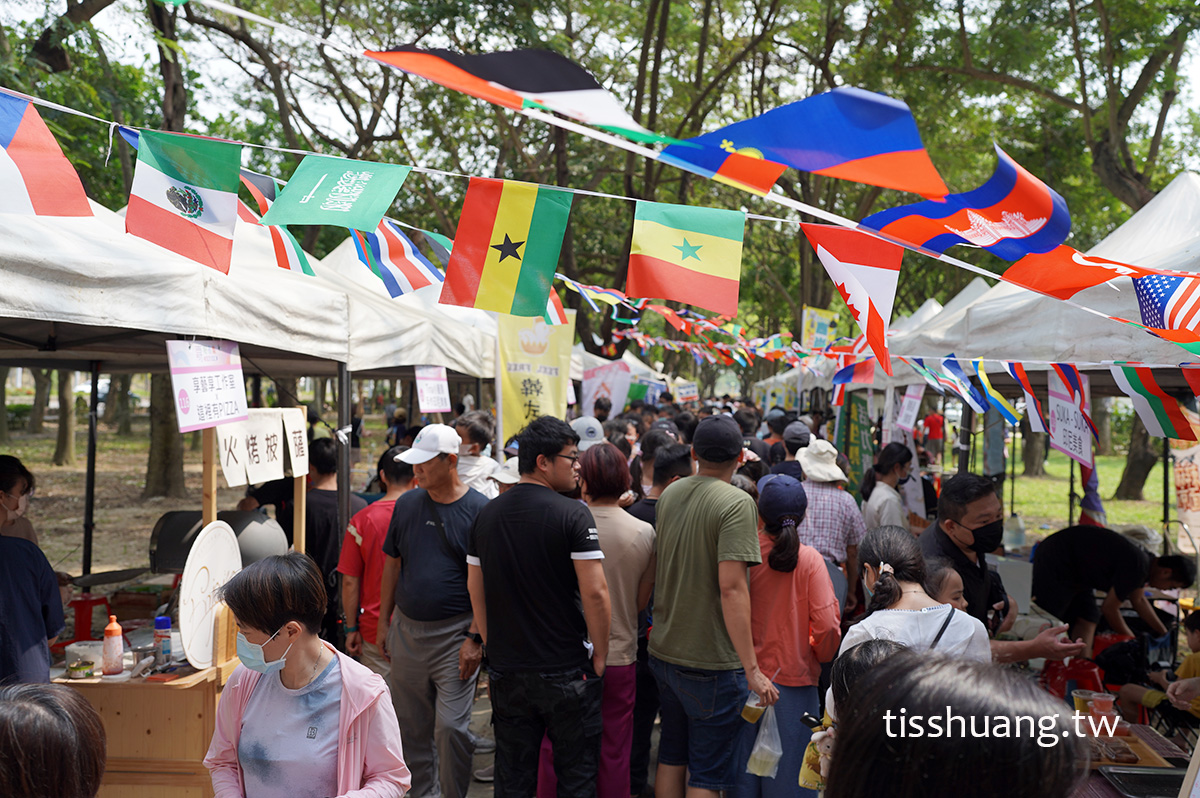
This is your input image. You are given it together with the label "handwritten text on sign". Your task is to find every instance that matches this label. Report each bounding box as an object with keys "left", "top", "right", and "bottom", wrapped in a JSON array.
[
  {"left": 1048, "top": 371, "right": 1093, "bottom": 467},
  {"left": 167, "top": 340, "right": 249, "bottom": 433},
  {"left": 415, "top": 366, "right": 453, "bottom": 414}
]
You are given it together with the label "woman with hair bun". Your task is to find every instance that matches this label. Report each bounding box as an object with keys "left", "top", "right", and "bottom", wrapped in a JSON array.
[
  {"left": 838, "top": 526, "right": 990, "bottom": 662},
  {"left": 859, "top": 443, "right": 912, "bottom": 531},
  {"left": 732, "top": 474, "right": 841, "bottom": 798}
]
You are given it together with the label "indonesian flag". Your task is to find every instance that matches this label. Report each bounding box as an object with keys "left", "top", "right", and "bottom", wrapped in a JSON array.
[
  {"left": 801, "top": 224, "right": 904, "bottom": 374},
  {"left": 126, "top": 130, "right": 242, "bottom": 274}
]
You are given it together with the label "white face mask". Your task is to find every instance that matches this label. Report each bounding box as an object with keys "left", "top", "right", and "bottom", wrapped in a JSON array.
[
  {"left": 459, "top": 444, "right": 475, "bottom": 458},
  {"left": 1, "top": 491, "right": 23, "bottom": 519}
]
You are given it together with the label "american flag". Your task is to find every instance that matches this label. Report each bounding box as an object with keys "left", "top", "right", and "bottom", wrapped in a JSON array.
[{"left": 1134, "top": 274, "right": 1200, "bottom": 331}]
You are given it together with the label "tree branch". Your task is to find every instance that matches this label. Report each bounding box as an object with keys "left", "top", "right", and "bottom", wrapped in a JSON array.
[{"left": 900, "top": 64, "right": 1085, "bottom": 111}]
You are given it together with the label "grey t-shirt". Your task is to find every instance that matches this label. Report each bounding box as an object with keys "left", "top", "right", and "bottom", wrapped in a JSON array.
[{"left": 239, "top": 656, "right": 341, "bottom": 798}]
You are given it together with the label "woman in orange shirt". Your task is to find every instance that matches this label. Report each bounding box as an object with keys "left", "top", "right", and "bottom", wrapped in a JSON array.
[{"left": 733, "top": 474, "right": 842, "bottom": 798}]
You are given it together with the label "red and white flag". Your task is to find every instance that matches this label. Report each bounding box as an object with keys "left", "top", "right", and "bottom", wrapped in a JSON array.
[{"left": 801, "top": 224, "right": 904, "bottom": 375}]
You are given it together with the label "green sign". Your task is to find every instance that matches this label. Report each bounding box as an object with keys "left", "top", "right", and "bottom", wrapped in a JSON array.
[
  {"left": 260, "top": 155, "right": 412, "bottom": 231},
  {"left": 837, "top": 391, "right": 875, "bottom": 502}
]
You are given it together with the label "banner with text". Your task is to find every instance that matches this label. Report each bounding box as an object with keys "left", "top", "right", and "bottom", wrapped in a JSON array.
[
  {"left": 167, "top": 340, "right": 249, "bottom": 433},
  {"left": 415, "top": 365, "right": 453, "bottom": 413},
  {"left": 498, "top": 311, "right": 576, "bottom": 444},
  {"left": 1048, "top": 370, "right": 1093, "bottom": 467},
  {"left": 581, "top": 359, "right": 632, "bottom": 417}
]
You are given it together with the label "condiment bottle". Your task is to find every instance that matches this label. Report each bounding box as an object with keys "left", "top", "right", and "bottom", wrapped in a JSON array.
[
  {"left": 154, "top": 615, "right": 172, "bottom": 668},
  {"left": 102, "top": 615, "right": 124, "bottom": 675}
]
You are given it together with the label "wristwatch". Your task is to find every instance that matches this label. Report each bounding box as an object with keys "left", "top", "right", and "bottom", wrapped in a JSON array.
[{"left": 464, "top": 631, "right": 483, "bottom": 645}]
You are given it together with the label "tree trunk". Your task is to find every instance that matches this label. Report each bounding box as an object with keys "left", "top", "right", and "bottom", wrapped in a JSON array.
[
  {"left": 1093, "top": 397, "right": 1113, "bottom": 456},
  {"left": 0, "top": 367, "right": 9, "bottom": 445},
  {"left": 1020, "top": 415, "right": 1046, "bottom": 476},
  {"left": 314, "top": 378, "right": 326, "bottom": 415},
  {"left": 101, "top": 372, "right": 118, "bottom": 424},
  {"left": 29, "top": 369, "right": 51, "bottom": 433},
  {"left": 1114, "top": 416, "right": 1159, "bottom": 500},
  {"left": 143, "top": 373, "right": 186, "bottom": 498},
  {"left": 146, "top": 0, "right": 187, "bottom": 133},
  {"left": 274, "top": 377, "right": 299, "bottom": 409},
  {"left": 250, "top": 375, "right": 263, "bottom": 408},
  {"left": 52, "top": 369, "right": 76, "bottom": 466},
  {"left": 111, "top": 374, "right": 134, "bottom": 436}
]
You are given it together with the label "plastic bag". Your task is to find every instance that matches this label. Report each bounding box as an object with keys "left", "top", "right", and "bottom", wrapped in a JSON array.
[{"left": 745, "top": 705, "right": 783, "bottom": 778}]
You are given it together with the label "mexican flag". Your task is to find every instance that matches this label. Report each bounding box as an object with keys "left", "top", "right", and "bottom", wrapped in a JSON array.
[{"left": 126, "top": 131, "right": 242, "bottom": 274}]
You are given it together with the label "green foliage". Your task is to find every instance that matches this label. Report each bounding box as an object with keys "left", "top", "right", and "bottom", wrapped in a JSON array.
[{"left": 5, "top": 403, "right": 32, "bottom": 431}]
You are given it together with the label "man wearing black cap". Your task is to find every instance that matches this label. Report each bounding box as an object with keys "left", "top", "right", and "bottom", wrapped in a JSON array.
[
  {"left": 769, "top": 421, "right": 811, "bottom": 481},
  {"left": 649, "top": 415, "right": 779, "bottom": 798}
]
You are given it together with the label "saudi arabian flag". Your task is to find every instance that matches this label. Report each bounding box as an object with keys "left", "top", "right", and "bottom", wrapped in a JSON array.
[
  {"left": 260, "top": 154, "right": 412, "bottom": 232},
  {"left": 125, "top": 131, "right": 242, "bottom": 274}
]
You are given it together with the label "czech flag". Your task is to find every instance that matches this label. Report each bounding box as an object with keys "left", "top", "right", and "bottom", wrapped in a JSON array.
[
  {"left": 659, "top": 87, "right": 948, "bottom": 199},
  {"left": 0, "top": 91, "right": 91, "bottom": 216},
  {"left": 862, "top": 144, "right": 1070, "bottom": 262}
]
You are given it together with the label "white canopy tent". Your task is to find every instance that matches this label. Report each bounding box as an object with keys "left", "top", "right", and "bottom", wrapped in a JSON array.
[{"left": 0, "top": 200, "right": 351, "bottom": 373}]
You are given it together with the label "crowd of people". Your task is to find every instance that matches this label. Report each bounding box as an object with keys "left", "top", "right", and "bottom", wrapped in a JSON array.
[{"left": 2, "top": 394, "right": 1199, "bottom": 798}]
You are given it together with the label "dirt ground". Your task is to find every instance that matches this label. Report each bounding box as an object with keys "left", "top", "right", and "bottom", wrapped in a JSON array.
[{"left": 3, "top": 413, "right": 389, "bottom": 576}]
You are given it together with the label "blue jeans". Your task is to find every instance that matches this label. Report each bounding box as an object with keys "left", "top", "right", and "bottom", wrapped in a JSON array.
[
  {"left": 731, "top": 685, "right": 819, "bottom": 798},
  {"left": 650, "top": 656, "right": 747, "bottom": 791}
]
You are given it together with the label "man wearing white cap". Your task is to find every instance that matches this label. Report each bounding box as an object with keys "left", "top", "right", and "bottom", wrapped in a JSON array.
[
  {"left": 796, "top": 440, "right": 866, "bottom": 614},
  {"left": 378, "top": 424, "right": 491, "bottom": 798},
  {"left": 487, "top": 459, "right": 520, "bottom": 495}
]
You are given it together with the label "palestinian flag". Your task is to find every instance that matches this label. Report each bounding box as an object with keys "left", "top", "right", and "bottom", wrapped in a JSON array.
[
  {"left": 626, "top": 200, "right": 745, "bottom": 317},
  {"left": 439, "top": 178, "right": 573, "bottom": 316},
  {"left": 1110, "top": 365, "right": 1197, "bottom": 441},
  {"left": 126, "top": 130, "right": 242, "bottom": 273},
  {"left": 240, "top": 168, "right": 314, "bottom": 276},
  {"left": 365, "top": 47, "right": 666, "bottom": 144}
]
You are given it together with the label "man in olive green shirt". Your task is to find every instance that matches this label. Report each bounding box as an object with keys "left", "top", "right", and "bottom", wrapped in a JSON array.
[{"left": 649, "top": 415, "right": 779, "bottom": 798}]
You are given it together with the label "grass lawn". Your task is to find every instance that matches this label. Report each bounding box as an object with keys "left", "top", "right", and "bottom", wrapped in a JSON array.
[{"left": 1007, "top": 448, "right": 1171, "bottom": 540}]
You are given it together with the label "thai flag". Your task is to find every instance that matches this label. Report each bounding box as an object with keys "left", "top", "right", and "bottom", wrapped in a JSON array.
[
  {"left": 862, "top": 144, "right": 1069, "bottom": 262},
  {"left": 1133, "top": 273, "right": 1200, "bottom": 333},
  {"left": 0, "top": 91, "right": 91, "bottom": 216},
  {"left": 352, "top": 219, "right": 445, "bottom": 298}
]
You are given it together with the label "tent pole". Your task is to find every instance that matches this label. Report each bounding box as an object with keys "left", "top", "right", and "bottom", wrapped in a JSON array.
[
  {"left": 337, "top": 363, "right": 351, "bottom": 552},
  {"left": 957, "top": 406, "right": 973, "bottom": 476},
  {"left": 1163, "top": 437, "right": 1170, "bottom": 540},
  {"left": 1009, "top": 421, "right": 1017, "bottom": 516},
  {"left": 1069, "top": 460, "right": 1075, "bottom": 527},
  {"left": 82, "top": 361, "right": 100, "bottom": 576}
]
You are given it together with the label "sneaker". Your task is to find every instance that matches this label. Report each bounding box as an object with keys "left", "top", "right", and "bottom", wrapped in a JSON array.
[
  {"left": 473, "top": 764, "right": 494, "bottom": 783},
  {"left": 474, "top": 736, "right": 496, "bottom": 754}
]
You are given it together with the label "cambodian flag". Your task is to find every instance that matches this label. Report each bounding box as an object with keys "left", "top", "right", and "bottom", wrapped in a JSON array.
[
  {"left": 0, "top": 91, "right": 91, "bottom": 216},
  {"left": 659, "top": 87, "right": 948, "bottom": 199},
  {"left": 861, "top": 144, "right": 1070, "bottom": 261}
]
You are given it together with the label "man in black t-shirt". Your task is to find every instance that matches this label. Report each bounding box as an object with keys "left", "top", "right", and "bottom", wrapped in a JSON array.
[
  {"left": 378, "top": 424, "right": 489, "bottom": 798},
  {"left": 467, "top": 416, "right": 611, "bottom": 798},
  {"left": 920, "top": 473, "right": 1085, "bottom": 664},
  {"left": 305, "top": 437, "right": 366, "bottom": 643},
  {"left": 1032, "top": 525, "right": 1195, "bottom": 658}
]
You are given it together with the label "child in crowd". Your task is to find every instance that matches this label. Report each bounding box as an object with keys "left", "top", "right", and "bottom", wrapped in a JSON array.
[
  {"left": 1117, "top": 611, "right": 1200, "bottom": 724},
  {"left": 925, "top": 557, "right": 968, "bottom": 613},
  {"left": 799, "top": 639, "right": 908, "bottom": 791}
]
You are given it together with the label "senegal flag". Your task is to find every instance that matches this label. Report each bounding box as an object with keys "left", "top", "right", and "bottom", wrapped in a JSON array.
[
  {"left": 126, "top": 130, "right": 242, "bottom": 274},
  {"left": 439, "top": 178, "right": 572, "bottom": 316},
  {"left": 626, "top": 201, "right": 746, "bottom": 317}
]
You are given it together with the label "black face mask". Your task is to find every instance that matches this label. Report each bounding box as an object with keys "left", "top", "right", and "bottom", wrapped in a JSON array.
[
  {"left": 965, "top": 518, "right": 1004, "bottom": 553},
  {"left": 898, "top": 475, "right": 913, "bottom": 486}
]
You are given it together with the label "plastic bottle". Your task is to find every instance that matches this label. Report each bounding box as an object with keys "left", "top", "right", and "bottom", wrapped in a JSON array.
[
  {"left": 154, "top": 616, "right": 172, "bottom": 668},
  {"left": 102, "top": 615, "right": 124, "bottom": 675}
]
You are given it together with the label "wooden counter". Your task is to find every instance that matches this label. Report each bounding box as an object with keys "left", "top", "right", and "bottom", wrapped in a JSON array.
[{"left": 60, "top": 605, "right": 239, "bottom": 798}]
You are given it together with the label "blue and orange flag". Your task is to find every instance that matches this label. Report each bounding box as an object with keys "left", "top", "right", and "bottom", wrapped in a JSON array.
[
  {"left": 861, "top": 144, "right": 1070, "bottom": 262},
  {"left": 659, "top": 87, "right": 948, "bottom": 199}
]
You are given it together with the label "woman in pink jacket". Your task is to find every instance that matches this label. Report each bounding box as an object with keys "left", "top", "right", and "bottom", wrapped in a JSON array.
[{"left": 204, "top": 552, "right": 411, "bottom": 798}]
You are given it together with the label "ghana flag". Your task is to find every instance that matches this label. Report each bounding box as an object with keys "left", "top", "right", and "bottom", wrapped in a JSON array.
[
  {"left": 626, "top": 201, "right": 746, "bottom": 317},
  {"left": 439, "top": 178, "right": 573, "bottom": 316}
]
